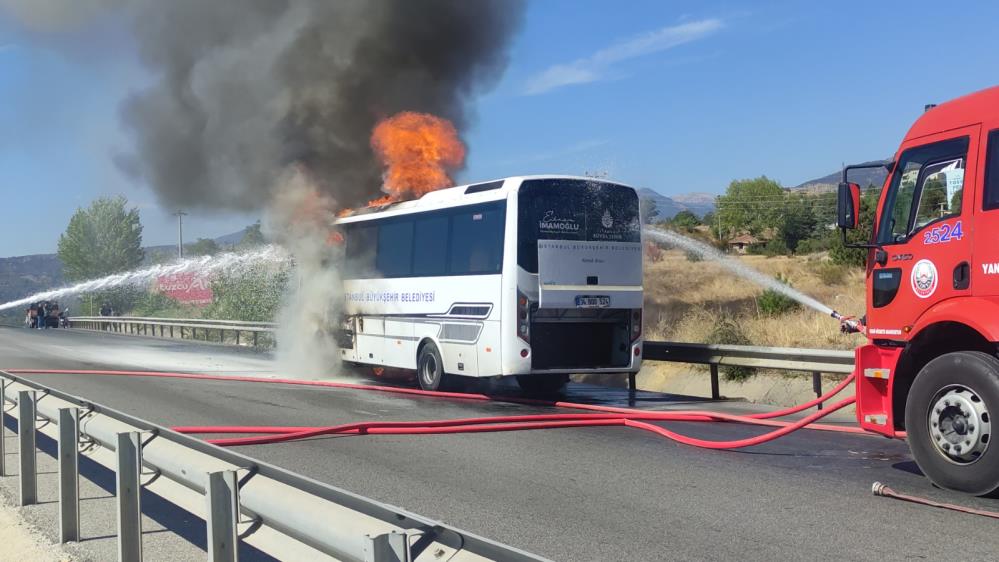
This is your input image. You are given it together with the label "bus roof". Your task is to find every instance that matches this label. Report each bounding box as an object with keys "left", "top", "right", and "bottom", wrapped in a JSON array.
[
  {"left": 905, "top": 85, "right": 999, "bottom": 141},
  {"left": 334, "top": 174, "right": 635, "bottom": 224}
]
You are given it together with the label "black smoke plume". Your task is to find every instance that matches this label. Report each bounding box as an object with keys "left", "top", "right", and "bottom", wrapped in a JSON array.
[{"left": 7, "top": 0, "right": 524, "bottom": 210}]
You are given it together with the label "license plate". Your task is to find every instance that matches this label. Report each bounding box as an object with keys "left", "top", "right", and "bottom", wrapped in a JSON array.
[{"left": 575, "top": 295, "right": 610, "bottom": 308}]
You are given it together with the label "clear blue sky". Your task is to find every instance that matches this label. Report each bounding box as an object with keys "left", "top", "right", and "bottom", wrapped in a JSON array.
[{"left": 3, "top": 1, "right": 999, "bottom": 257}]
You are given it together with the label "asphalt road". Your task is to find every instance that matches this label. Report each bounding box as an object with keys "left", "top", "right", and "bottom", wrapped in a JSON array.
[{"left": 2, "top": 326, "right": 999, "bottom": 561}]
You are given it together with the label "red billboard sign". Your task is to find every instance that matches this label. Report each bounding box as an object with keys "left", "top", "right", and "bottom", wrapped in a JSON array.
[{"left": 156, "top": 272, "right": 213, "bottom": 305}]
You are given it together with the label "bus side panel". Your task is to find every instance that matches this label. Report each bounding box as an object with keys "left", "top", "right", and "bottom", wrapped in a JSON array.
[
  {"left": 477, "top": 321, "right": 502, "bottom": 376},
  {"left": 382, "top": 319, "right": 416, "bottom": 369},
  {"left": 354, "top": 317, "right": 384, "bottom": 365},
  {"left": 441, "top": 341, "right": 478, "bottom": 375}
]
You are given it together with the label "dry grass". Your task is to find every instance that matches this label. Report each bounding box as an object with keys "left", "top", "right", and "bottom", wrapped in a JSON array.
[{"left": 644, "top": 250, "right": 866, "bottom": 350}]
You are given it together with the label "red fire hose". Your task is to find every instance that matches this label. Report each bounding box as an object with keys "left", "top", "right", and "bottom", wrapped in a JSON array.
[{"left": 8, "top": 368, "right": 867, "bottom": 450}]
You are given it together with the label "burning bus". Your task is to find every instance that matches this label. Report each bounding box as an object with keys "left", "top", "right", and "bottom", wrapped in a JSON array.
[{"left": 335, "top": 175, "right": 643, "bottom": 393}]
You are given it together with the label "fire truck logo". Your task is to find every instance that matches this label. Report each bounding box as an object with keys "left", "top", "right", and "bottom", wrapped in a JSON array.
[{"left": 910, "top": 259, "right": 938, "bottom": 299}]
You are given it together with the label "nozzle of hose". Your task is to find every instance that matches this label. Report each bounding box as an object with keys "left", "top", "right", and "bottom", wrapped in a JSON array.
[
  {"left": 871, "top": 481, "right": 889, "bottom": 496},
  {"left": 832, "top": 310, "right": 862, "bottom": 334}
]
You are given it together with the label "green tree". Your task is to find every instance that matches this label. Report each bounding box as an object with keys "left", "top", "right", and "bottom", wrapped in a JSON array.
[
  {"left": 186, "top": 238, "right": 220, "bottom": 256},
  {"left": 715, "top": 176, "right": 786, "bottom": 238},
  {"left": 237, "top": 222, "right": 266, "bottom": 249},
  {"left": 669, "top": 210, "right": 701, "bottom": 230},
  {"left": 829, "top": 187, "right": 879, "bottom": 267},
  {"left": 57, "top": 195, "right": 144, "bottom": 281},
  {"left": 779, "top": 195, "right": 817, "bottom": 253}
]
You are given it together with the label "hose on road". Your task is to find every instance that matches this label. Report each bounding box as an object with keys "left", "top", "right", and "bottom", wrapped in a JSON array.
[
  {"left": 8, "top": 368, "right": 864, "bottom": 450},
  {"left": 872, "top": 482, "right": 999, "bottom": 519}
]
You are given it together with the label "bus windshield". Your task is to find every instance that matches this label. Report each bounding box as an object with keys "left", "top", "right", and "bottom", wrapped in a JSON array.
[{"left": 517, "top": 179, "right": 640, "bottom": 273}]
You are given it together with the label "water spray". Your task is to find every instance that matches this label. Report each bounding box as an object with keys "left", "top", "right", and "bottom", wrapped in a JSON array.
[
  {"left": 643, "top": 228, "right": 862, "bottom": 332},
  {"left": 0, "top": 245, "right": 291, "bottom": 313}
]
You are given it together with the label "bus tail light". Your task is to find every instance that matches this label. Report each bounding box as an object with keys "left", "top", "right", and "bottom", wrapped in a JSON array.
[
  {"left": 630, "top": 308, "right": 642, "bottom": 342},
  {"left": 517, "top": 290, "right": 530, "bottom": 344}
]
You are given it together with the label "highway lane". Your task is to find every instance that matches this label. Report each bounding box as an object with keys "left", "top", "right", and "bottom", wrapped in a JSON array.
[{"left": 2, "top": 326, "right": 999, "bottom": 561}]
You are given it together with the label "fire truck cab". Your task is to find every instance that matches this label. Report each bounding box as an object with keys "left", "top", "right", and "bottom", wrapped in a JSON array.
[{"left": 838, "top": 85, "right": 999, "bottom": 495}]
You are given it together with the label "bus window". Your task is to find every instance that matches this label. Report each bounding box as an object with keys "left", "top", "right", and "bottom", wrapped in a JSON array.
[
  {"left": 518, "top": 179, "right": 640, "bottom": 273},
  {"left": 376, "top": 220, "right": 414, "bottom": 277},
  {"left": 345, "top": 223, "right": 378, "bottom": 278},
  {"left": 413, "top": 215, "right": 448, "bottom": 277},
  {"left": 449, "top": 205, "right": 505, "bottom": 275}
]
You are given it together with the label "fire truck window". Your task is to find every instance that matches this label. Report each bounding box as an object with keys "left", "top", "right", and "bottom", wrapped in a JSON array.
[
  {"left": 877, "top": 136, "right": 968, "bottom": 244},
  {"left": 412, "top": 215, "right": 448, "bottom": 277},
  {"left": 376, "top": 220, "right": 414, "bottom": 277},
  {"left": 885, "top": 162, "right": 921, "bottom": 242},
  {"left": 449, "top": 205, "right": 505, "bottom": 275},
  {"left": 913, "top": 158, "right": 964, "bottom": 229},
  {"left": 985, "top": 130, "right": 999, "bottom": 211}
]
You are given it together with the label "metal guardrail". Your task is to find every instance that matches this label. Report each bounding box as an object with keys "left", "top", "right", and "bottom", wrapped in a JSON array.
[
  {"left": 0, "top": 370, "right": 548, "bottom": 562},
  {"left": 640, "top": 342, "right": 856, "bottom": 400},
  {"left": 65, "top": 315, "right": 858, "bottom": 401},
  {"left": 69, "top": 316, "right": 276, "bottom": 348}
]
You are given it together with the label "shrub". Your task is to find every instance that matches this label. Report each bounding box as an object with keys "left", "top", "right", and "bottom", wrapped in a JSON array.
[
  {"left": 756, "top": 274, "right": 801, "bottom": 316},
  {"left": 706, "top": 315, "right": 755, "bottom": 381},
  {"left": 795, "top": 236, "right": 831, "bottom": 255},
  {"left": 645, "top": 242, "right": 664, "bottom": 263},
  {"left": 130, "top": 291, "right": 181, "bottom": 317},
  {"left": 204, "top": 268, "right": 289, "bottom": 322},
  {"left": 684, "top": 250, "right": 703, "bottom": 262},
  {"left": 813, "top": 262, "right": 849, "bottom": 286},
  {"left": 762, "top": 238, "right": 790, "bottom": 256}
]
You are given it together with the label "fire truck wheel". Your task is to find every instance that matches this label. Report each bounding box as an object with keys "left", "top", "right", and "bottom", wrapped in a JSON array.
[
  {"left": 417, "top": 342, "right": 448, "bottom": 391},
  {"left": 516, "top": 374, "right": 569, "bottom": 396},
  {"left": 905, "top": 351, "right": 999, "bottom": 496}
]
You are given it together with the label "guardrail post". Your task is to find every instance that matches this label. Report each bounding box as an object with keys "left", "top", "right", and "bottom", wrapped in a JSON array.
[
  {"left": 170, "top": 325, "right": 174, "bottom": 339},
  {"left": 0, "top": 377, "right": 7, "bottom": 477},
  {"left": 235, "top": 331, "right": 240, "bottom": 346},
  {"left": 59, "top": 408, "right": 81, "bottom": 543},
  {"left": 364, "top": 531, "right": 411, "bottom": 562},
  {"left": 116, "top": 431, "right": 143, "bottom": 562},
  {"left": 253, "top": 332, "right": 258, "bottom": 348},
  {"left": 206, "top": 470, "right": 239, "bottom": 562},
  {"left": 812, "top": 372, "right": 823, "bottom": 410},
  {"left": 709, "top": 365, "right": 720, "bottom": 400},
  {"left": 18, "top": 390, "right": 37, "bottom": 506}
]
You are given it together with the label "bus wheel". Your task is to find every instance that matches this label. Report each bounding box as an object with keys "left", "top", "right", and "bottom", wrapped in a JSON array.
[
  {"left": 516, "top": 374, "right": 568, "bottom": 396},
  {"left": 417, "top": 343, "right": 448, "bottom": 391},
  {"left": 905, "top": 351, "right": 999, "bottom": 496}
]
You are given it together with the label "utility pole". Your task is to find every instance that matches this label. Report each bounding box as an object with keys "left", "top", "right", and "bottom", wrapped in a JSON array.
[{"left": 173, "top": 211, "right": 188, "bottom": 259}]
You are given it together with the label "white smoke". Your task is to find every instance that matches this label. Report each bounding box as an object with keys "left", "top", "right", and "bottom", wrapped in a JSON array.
[{"left": 265, "top": 169, "right": 343, "bottom": 378}]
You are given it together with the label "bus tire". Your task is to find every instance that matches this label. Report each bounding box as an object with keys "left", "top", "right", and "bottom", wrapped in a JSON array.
[
  {"left": 516, "top": 374, "right": 568, "bottom": 396},
  {"left": 417, "top": 342, "right": 449, "bottom": 391},
  {"left": 905, "top": 351, "right": 999, "bottom": 496}
]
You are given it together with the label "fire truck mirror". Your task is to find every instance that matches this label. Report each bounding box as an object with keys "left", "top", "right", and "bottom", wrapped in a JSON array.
[{"left": 837, "top": 181, "right": 861, "bottom": 229}]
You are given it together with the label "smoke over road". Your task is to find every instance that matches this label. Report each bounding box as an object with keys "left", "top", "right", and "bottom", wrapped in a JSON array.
[{"left": 5, "top": 0, "right": 524, "bottom": 376}]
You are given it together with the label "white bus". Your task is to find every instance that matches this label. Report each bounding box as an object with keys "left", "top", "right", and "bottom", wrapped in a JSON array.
[{"left": 335, "top": 175, "right": 643, "bottom": 393}]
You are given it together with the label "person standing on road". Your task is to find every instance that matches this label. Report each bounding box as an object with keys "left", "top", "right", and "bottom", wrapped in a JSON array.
[{"left": 99, "top": 301, "right": 112, "bottom": 330}]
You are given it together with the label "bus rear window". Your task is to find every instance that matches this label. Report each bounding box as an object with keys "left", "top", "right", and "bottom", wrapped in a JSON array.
[{"left": 518, "top": 179, "right": 640, "bottom": 273}]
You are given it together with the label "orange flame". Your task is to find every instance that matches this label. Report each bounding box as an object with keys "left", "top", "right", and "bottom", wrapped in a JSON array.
[
  {"left": 370, "top": 111, "right": 466, "bottom": 201},
  {"left": 366, "top": 195, "right": 395, "bottom": 207}
]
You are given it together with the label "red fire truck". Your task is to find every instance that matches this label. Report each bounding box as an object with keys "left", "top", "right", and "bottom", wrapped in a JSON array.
[{"left": 837, "top": 85, "right": 999, "bottom": 495}]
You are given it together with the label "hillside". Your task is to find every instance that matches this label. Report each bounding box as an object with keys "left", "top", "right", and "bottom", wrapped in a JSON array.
[
  {"left": 638, "top": 188, "right": 716, "bottom": 219},
  {"left": 794, "top": 160, "right": 889, "bottom": 193}
]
